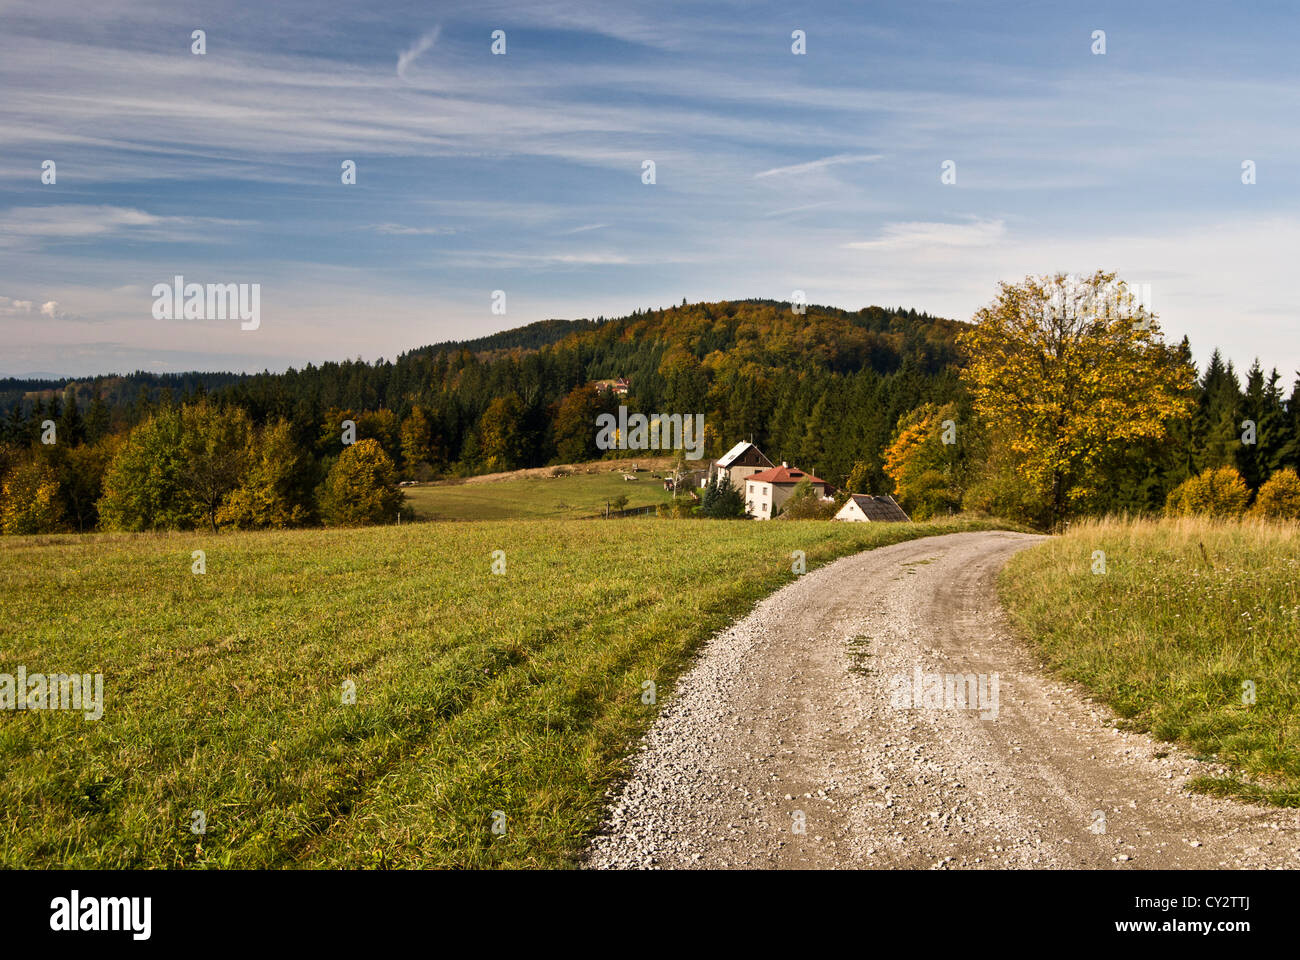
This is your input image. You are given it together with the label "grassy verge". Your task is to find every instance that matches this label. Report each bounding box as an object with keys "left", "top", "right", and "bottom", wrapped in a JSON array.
[
  {"left": 1000, "top": 517, "right": 1300, "bottom": 807},
  {"left": 1, "top": 516, "right": 1002, "bottom": 868}
]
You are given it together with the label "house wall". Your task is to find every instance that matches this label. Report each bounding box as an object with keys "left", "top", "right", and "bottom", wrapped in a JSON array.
[
  {"left": 727, "top": 464, "right": 769, "bottom": 490},
  {"left": 747, "top": 481, "right": 826, "bottom": 519},
  {"left": 834, "top": 500, "right": 868, "bottom": 522}
]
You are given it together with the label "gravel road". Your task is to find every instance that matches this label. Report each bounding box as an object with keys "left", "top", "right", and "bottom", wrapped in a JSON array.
[{"left": 585, "top": 530, "right": 1300, "bottom": 869}]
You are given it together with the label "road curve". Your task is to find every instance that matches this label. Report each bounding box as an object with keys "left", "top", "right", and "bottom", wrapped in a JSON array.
[{"left": 585, "top": 531, "right": 1300, "bottom": 869}]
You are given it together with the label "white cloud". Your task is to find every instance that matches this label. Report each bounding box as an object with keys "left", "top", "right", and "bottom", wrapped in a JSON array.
[
  {"left": 0, "top": 293, "right": 86, "bottom": 322},
  {"left": 0, "top": 296, "right": 36, "bottom": 316},
  {"left": 397, "top": 27, "right": 441, "bottom": 79},
  {"left": 367, "top": 223, "right": 456, "bottom": 236},
  {"left": 754, "top": 153, "right": 884, "bottom": 179},
  {"left": 844, "top": 219, "right": 1007, "bottom": 250},
  {"left": 0, "top": 205, "right": 247, "bottom": 248}
]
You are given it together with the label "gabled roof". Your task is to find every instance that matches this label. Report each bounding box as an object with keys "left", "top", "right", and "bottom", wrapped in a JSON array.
[
  {"left": 746, "top": 465, "right": 827, "bottom": 485},
  {"left": 846, "top": 493, "right": 911, "bottom": 521},
  {"left": 716, "top": 441, "right": 773, "bottom": 468}
]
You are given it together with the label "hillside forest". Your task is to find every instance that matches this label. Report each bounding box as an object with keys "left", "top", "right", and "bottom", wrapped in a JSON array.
[{"left": 3, "top": 278, "right": 1299, "bottom": 533}]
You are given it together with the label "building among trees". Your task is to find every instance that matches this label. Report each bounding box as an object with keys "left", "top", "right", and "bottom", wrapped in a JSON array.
[
  {"left": 708, "top": 441, "right": 774, "bottom": 490},
  {"left": 744, "top": 463, "right": 829, "bottom": 519},
  {"left": 834, "top": 493, "right": 911, "bottom": 523}
]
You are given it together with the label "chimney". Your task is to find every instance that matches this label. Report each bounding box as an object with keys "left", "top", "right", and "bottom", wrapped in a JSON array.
[{"left": 781, "top": 461, "right": 788, "bottom": 468}]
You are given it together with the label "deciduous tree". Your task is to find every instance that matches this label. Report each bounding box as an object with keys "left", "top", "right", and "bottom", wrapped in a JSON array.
[{"left": 959, "top": 272, "right": 1192, "bottom": 526}]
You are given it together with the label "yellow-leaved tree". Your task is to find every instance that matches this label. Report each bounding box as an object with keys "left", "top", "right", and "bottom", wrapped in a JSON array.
[{"left": 959, "top": 271, "right": 1193, "bottom": 526}]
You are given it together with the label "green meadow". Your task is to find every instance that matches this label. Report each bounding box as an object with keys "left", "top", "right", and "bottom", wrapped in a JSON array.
[
  {"left": 1001, "top": 517, "right": 1300, "bottom": 807},
  {"left": 0, "top": 515, "right": 997, "bottom": 868},
  {"left": 404, "top": 468, "right": 677, "bottom": 521}
]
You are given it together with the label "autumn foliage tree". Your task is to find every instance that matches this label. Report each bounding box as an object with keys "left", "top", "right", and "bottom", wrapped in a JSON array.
[
  {"left": 318, "top": 438, "right": 403, "bottom": 526},
  {"left": 552, "top": 384, "right": 613, "bottom": 465},
  {"left": 98, "top": 402, "right": 250, "bottom": 532},
  {"left": 959, "top": 272, "right": 1193, "bottom": 526},
  {"left": 98, "top": 406, "right": 199, "bottom": 531},
  {"left": 399, "top": 405, "right": 439, "bottom": 479},
  {"left": 0, "top": 457, "right": 64, "bottom": 534},
  {"left": 881, "top": 402, "right": 965, "bottom": 519},
  {"left": 217, "top": 419, "right": 313, "bottom": 529}
]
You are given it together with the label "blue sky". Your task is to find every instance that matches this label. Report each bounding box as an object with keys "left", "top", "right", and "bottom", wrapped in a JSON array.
[{"left": 2, "top": 0, "right": 1298, "bottom": 379}]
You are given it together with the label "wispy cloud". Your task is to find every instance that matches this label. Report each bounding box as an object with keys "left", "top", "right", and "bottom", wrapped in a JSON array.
[
  {"left": 366, "top": 223, "right": 456, "bottom": 236},
  {"left": 0, "top": 205, "right": 246, "bottom": 248},
  {"left": 397, "top": 27, "right": 441, "bottom": 79},
  {"left": 844, "top": 219, "right": 1007, "bottom": 251},
  {"left": 395, "top": 26, "right": 441, "bottom": 79},
  {"left": 2, "top": 1, "right": 1298, "bottom": 378},
  {"left": 754, "top": 154, "right": 883, "bottom": 179}
]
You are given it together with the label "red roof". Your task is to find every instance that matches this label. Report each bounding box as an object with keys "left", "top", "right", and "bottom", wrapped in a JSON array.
[{"left": 745, "top": 465, "right": 827, "bottom": 485}]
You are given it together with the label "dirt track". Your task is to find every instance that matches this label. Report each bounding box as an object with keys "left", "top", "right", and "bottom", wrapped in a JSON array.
[{"left": 586, "top": 531, "right": 1300, "bottom": 869}]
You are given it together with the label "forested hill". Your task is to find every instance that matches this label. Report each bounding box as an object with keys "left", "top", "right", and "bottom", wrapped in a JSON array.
[
  {"left": 0, "top": 300, "right": 967, "bottom": 493},
  {"left": 213, "top": 299, "right": 967, "bottom": 489},
  {"left": 418, "top": 299, "right": 962, "bottom": 372}
]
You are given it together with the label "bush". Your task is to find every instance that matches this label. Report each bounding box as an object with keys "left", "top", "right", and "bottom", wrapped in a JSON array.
[
  {"left": 1250, "top": 468, "right": 1300, "bottom": 520},
  {"left": 1, "top": 457, "right": 64, "bottom": 534},
  {"left": 698, "top": 476, "right": 747, "bottom": 518},
  {"left": 962, "top": 468, "right": 1049, "bottom": 528},
  {"left": 778, "top": 479, "right": 836, "bottom": 520},
  {"left": 1164, "top": 466, "right": 1249, "bottom": 518},
  {"left": 318, "top": 438, "right": 404, "bottom": 526}
]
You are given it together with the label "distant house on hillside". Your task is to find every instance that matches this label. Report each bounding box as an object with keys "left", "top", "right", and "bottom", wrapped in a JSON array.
[
  {"left": 744, "top": 463, "right": 829, "bottom": 520},
  {"left": 834, "top": 493, "right": 911, "bottom": 523},
  {"left": 593, "top": 377, "right": 630, "bottom": 397},
  {"left": 707, "top": 441, "right": 774, "bottom": 490}
]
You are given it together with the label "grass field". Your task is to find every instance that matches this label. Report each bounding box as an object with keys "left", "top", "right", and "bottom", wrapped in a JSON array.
[
  {"left": 404, "top": 467, "right": 677, "bottom": 521},
  {"left": 1000, "top": 517, "right": 1300, "bottom": 807},
  {"left": 0, "top": 515, "right": 1001, "bottom": 868}
]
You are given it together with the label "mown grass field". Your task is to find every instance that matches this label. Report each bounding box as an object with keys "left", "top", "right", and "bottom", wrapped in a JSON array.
[
  {"left": 0, "top": 515, "right": 1001, "bottom": 868},
  {"left": 1000, "top": 517, "right": 1300, "bottom": 806},
  {"left": 404, "top": 468, "right": 677, "bottom": 521}
]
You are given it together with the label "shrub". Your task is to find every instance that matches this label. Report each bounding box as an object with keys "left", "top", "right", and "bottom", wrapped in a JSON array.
[
  {"left": 1164, "top": 466, "right": 1249, "bottom": 518},
  {"left": 778, "top": 479, "right": 836, "bottom": 520},
  {"left": 1250, "top": 468, "right": 1300, "bottom": 520},
  {"left": 698, "top": 475, "right": 747, "bottom": 518},
  {"left": 1, "top": 457, "right": 64, "bottom": 534}
]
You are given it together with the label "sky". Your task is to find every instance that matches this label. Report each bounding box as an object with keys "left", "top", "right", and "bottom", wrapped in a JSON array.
[{"left": 1, "top": 0, "right": 1298, "bottom": 380}]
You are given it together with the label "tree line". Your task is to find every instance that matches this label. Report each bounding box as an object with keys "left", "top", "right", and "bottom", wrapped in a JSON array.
[{"left": 2, "top": 287, "right": 1298, "bottom": 533}]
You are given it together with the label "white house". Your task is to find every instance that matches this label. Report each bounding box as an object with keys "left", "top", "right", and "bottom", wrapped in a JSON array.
[
  {"left": 744, "top": 463, "right": 829, "bottom": 519},
  {"left": 833, "top": 493, "right": 911, "bottom": 523}
]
